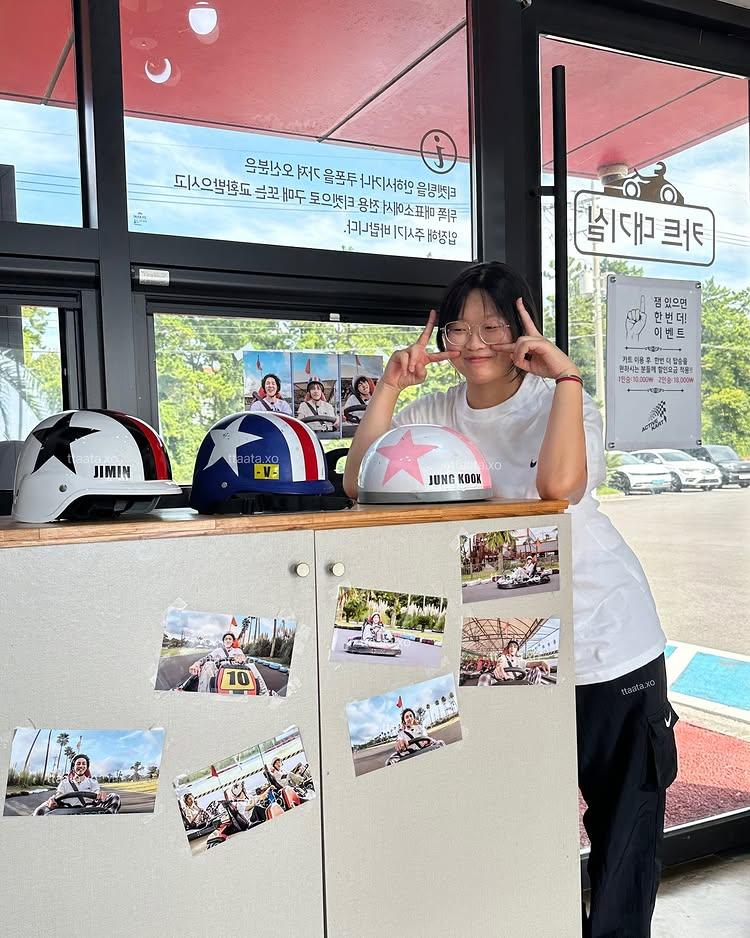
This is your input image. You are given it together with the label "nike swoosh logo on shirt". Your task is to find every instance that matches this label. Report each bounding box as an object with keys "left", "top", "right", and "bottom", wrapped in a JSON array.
[
  {"left": 664, "top": 713, "right": 672, "bottom": 728},
  {"left": 530, "top": 460, "right": 537, "bottom": 468}
]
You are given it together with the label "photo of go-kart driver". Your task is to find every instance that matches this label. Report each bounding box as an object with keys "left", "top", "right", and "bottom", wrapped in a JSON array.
[
  {"left": 459, "top": 617, "right": 560, "bottom": 687},
  {"left": 347, "top": 673, "right": 461, "bottom": 778},
  {"left": 460, "top": 526, "right": 560, "bottom": 601},
  {"left": 155, "top": 607, "right": 297, "bottom": 697},
  {"left": 173, "top": 725, "right": 315, "bottom": 856},
  {"left": 330, "top": 585, "right": 447, "bottom": 669},
  {"left": 3, "top": 727, "right": 164, "bottom": 816},
  {"left": 339, "top": 353, "right": 383, "bottom": 438}
]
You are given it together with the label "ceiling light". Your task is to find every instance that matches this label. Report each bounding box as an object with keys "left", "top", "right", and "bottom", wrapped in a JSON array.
[
  {"left": 188, "top": 2, "right": 218, "bottom": 36},
  {"left": 145, "top": 57, "right": 172, "bottom": 84}
]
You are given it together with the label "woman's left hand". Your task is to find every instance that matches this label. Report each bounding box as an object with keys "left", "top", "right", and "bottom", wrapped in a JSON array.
[{"left": 491, "top": 298, "right": 581, "bottom": 380}]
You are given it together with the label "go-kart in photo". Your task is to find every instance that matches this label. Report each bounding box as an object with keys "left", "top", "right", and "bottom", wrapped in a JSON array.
[
  {"left": 173, "top": 725, "right": 315, "bottom": 856},
  {"left": 346, "top": 673, "right": 461, "bottom": 778},
  {"left": 330, "top": 586, "right": 446, "bottom": 669},
  {"left": 3, "top": 727, "right": 165, "bottom": 816},
  {"left": 459, "top": 617, "right": 560, "bottom": 687},
  {"left": 155, "top": 607, "right": 297, "bottom": 697},
  {"left": 460, "top": 526, "right": 560, "bottom": 602},
  {"left": 292, "top": 352, "right": 341, "bottom": 440},
  {"left": 340, "top": 354, "right": 382, "bottom": 438}
]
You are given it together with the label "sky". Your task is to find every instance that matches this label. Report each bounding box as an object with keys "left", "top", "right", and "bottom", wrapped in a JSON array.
[
  {"left": 163, "top": 607, "right": 296, "bottom": 645},
  {"left": 346, "top": 673, "right": 458, "bottom": 746},
  {"left": 9, "top": 728, "right": 165, "bottom": 777}
]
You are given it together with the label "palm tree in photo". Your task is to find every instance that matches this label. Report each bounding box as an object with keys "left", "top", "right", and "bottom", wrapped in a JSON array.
[
  {"left": 130, "top": 761, "right": 143, "bottom": 780},
  {"left": 148, "top": 765, "right": 159, "bottom": 779},
  {"left": 41, "top": 729, "right": 53, "bottom": 783},
  {"left": 435, "top": 698, "right": 441, "bottom": 722},
  {"left": 269, "top": 618, "right": 278, "bottom": 658},
  {"left": 63, "top": 746, "right": 76, "bottom": 775},
  {"left": 449, "top": 691, "right": 456, "bottom": 716},
  {"left": 20, "top": 729, "right": 41, "bottom": 780},
  {"left": 441, "top": 695, "right": 448, "bottom": 719},
  {"left": 53, "top": 732, "right": 69, "bottom": 779},
  {"left": 426, "top": 703, "right": 431, "bottom": 726},
  {"left": 483, "top": 529, "right": 515, "bottom": 575}
]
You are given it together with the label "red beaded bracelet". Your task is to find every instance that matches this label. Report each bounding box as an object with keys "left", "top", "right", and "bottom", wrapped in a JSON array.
[{"left": 555, "top": 374, "right": 584, "bottom": 387}]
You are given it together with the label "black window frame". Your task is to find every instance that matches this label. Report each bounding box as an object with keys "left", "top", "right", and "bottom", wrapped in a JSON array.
[{"left": 0, "top": 0, "right": 748, "bottom": 872}]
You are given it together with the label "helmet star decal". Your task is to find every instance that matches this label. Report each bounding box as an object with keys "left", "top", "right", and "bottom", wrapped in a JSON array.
[
  {"left": 32, "top": 413, "right": 99, "bottom": 474},
  {"left": 378, "top": 429, "right": 438, "bottom": 485},
  {"left": 204, "top": 415, "right": 262, "bottom": 476}
]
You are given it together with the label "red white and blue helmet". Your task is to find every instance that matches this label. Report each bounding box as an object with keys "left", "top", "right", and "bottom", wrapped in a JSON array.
[
  {"left": 190, "top": 411, "right": 334, "bottom": 514},
  {"left": 357, "top": 424, "right": 493, "bottom": 503},
  {"left": 12, "top": 409, "right": 180, "bottom": 523}
]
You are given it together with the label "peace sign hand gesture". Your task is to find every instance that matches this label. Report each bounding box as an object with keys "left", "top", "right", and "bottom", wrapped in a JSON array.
[
  {"left": 491, "top": 298, "right": 581, "bottom": 380},
  {"left": 382, "top": 310, "right": 460, "bottom": 392}
]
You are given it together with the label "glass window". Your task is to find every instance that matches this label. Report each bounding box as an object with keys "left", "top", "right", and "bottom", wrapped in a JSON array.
[
  {"left": 1, "top": 305, "right": 64, "bottom": 441},
  {"left": 121, "top": 1, "right": 471, "bottom": 260},
  {"left": 153, "top": 313, "right": 455, "bottom": 482},
  {"left": 539, "top": 37, "right": 750, "bottom": 838},
  {"left": 0, "top": 2, "right": 82, "bottom": 226}
]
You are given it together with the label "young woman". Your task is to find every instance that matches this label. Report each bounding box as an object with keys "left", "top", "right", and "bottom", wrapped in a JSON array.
[
  {"left": 343, "top": 375, "right": 374, "bottom": 425},
  {"left": 296, "top": 379, "right": 339, "bottom": 433},
  {"left": 394, "top": 707, "right": 430, "bottom": 752},
  {"left": 250, "top": 374, "right": 293, "bottom": 415},
  {"left": 344, "top": 261, "right": 678, "bottom": 938}
]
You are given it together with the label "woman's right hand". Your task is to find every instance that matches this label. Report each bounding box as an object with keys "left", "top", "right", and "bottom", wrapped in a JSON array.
[{"left": 381, "top": 310, "right": 460, "bottom": 392}]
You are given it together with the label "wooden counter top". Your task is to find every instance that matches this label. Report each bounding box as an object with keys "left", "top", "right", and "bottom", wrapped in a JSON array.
[{"left": 0, "top": 498, "right": 567, "bottom": 549}]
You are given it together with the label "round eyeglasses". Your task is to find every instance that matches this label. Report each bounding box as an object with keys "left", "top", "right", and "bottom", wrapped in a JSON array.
[{"left": 442, "top": 318, "right": 511, "bottom": 347}]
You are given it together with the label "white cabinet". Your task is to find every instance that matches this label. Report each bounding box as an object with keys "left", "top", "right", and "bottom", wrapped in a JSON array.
[
  {"left": 315, "top": 515, "right": 580, "bottom": 938},
  {"left": 0, "top": 508, "right": 580, "bottom": 937}
]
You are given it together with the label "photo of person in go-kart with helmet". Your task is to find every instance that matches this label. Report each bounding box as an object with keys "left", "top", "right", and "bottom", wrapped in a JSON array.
[
  {"left": 155, "top": 608, "right": 297, "bottom": 697},
  {"left": 347, "top": 674, "right": 462, "bottom": 778},
  {"left": 340, "top": 353, "right": 383, "bottom": 438},
  {"left": 3, "top": 727, "right": 165, "bottom": 816},
  {"left": 459, "top": 617, "right": 560, "bottom": 687},
  {"left": 460, "top": 527, "right": 560, "bottom": 602},
  {"left": 173, "top": 726, "right": 315, "bottom": 856},
  {"left": 291, "top": 352, "right": 341, "bottom": 440}
]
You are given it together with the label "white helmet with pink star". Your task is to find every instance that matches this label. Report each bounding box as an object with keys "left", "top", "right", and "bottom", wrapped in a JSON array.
[{"left": 357, "top": 424, "right": 493, "bottom": 503}]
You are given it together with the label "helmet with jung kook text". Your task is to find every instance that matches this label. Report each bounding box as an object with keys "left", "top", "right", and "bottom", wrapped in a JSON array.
[
  {"left": 357, "top": 424, "right": 493, "bottom": 504},
  {"left": 12, "top": 410, "right": 180, "bottom": 523},
  {"left": 190, "top": 411, "right": 350, "bottom": 514}
]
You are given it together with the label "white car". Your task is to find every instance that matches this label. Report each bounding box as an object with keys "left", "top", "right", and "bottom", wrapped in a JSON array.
[
  {"left": 607, "top": 453, "right": 672, "bottom": 495},
  {"left": 631, "top": 449, "right": 722, "bottom": 492}
]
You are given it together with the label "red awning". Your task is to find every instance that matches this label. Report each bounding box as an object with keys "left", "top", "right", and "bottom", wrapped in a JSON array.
[{"left": 1, "top": 4, "right": 747, "bottom": 174}]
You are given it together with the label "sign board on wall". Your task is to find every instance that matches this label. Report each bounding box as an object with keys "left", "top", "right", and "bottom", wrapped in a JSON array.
[{"left": 605, "top": 275, "right": 702, "bottom": 451}]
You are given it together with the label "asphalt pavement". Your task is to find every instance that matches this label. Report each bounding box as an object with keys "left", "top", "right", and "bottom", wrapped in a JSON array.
[
  {"left": 461, "top": 571, "right": 561, "bottom": 603},
  {"left": 155, "top": 652, "right": 288, "bottom": 694},
  {"left": 3, "top": 787, "right": 156, "bottom": 816},
  {"left": 599, "top": 488, "right": 750, "bottom": 655},
  {"left": 329, "top": 628, "right": 443, "bottom": 668},
  {"left": 352, "top": 719, "right": 462, "bottom": 777}
]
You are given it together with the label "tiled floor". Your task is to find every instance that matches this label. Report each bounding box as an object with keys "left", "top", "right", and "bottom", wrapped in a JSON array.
[{"left": 651, "top": 848, "right": 750, "bottom": 937}]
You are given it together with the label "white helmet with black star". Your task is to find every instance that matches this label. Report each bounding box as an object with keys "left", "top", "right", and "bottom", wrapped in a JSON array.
[{"left": 12, "top": 410, "right": 181, "bottom": 523}]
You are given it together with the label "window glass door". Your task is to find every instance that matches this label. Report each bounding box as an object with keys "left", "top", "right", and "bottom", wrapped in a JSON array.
[{"left": 539, "top": 36, "right": 750, "bottom": 837}]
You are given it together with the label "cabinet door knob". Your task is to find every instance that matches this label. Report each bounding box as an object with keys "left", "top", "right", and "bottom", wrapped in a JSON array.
[
  {"left": 329, "top": 561, "right": 346, "bottom": 577},
  {"left": 294, "top": 562, "right": 311, "bottom": 578}
]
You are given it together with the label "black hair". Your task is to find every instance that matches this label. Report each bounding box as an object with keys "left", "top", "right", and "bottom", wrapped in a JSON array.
[
  {"left": 262, "top": 373, "right": 281, "bottom": 395},
  {"left": 400, "top": 707, "right": 417, "bottom": 725},
  {"left": 507, "top": 640, "right": 520, "bottom": 651},
  {"left": 72, "top": 753, "right": 89, "bottom": 769},
  {"left": 307, "top": 379, "right": 324, "bottom": 392},
  {"left": 272, "top": 758, "right": 282, "bottom": 768},
  {"left": 435, "top": 261, "right": 541, "bottom": 380},
  {"left": 222, "top": 632, "right": 235, "bottom": 642}
]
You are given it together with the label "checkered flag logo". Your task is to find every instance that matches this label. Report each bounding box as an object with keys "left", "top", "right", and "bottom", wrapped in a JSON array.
[{"left": 642, "top": 400, "right": 668, "bottom": 433}]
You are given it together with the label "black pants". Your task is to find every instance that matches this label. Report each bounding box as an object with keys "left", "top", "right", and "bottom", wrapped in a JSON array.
[{"left": 576, "top": 655, "right": 679, "bottom": 938}]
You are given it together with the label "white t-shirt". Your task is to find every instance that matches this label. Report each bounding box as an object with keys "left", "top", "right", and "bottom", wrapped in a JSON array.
[
  {"left": 392, "top": 376, "right": 666, "bottom": 685},
  {"left": 398, "top": 724, "right": 429, "bottom": 746},
  {"left": 55, "top": 775, "right": 100, "bottom": 798}
]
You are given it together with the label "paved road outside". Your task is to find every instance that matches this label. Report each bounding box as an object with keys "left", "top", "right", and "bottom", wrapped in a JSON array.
[
  {"left": 3, "top": 787, "right": 156, "bottom": 816},
  {"left": 156, "top": 651, "right": 288, "bottom": 694},
  {"left": 329, "top": 628, "right": 443, "bottom": 668},
  {"left": 352, "top": 718, "right": 461, "bottom": 777},
  {"left": 461, "top": 571, "right": 561, "bottom": 603},
  {"left": 599, "top": 489, "right": 750, "bottom": 656}
]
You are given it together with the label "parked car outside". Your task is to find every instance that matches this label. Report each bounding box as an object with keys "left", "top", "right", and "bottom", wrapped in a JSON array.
[
  {"left": 631, "top": 448, "right": 722, "bottom": 492},
  {"left": 685, "top": 445, "right": 750, "bottom": 489},
  {"left": 607, "top": 452, "right": 672, "bottom": 495}
]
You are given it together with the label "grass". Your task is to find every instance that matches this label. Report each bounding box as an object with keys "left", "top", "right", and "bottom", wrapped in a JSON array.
[
  {"left": 105, "top": 779, "right": 158, "bottom": 793},
  {"left": 160, "top": 646, "right": 210, "bottom": 657}
]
